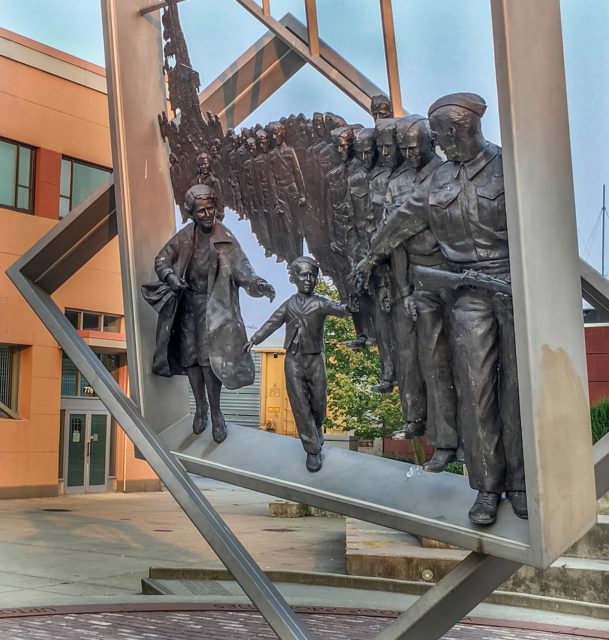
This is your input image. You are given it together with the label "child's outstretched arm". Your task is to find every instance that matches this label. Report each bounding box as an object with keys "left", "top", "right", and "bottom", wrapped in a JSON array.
[{"left": 243, "top": 301, "right": 288, "bottom": 352}]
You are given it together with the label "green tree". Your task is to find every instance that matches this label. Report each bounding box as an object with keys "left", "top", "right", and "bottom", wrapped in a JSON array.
[
  {"left": 318, "top": 278, "right": 402, "bottom": 439},
  {"left": 591, "top": 397, "right": 609, "bottom": 444}
]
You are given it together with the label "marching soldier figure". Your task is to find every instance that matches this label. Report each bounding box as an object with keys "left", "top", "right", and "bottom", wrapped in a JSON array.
[
  {"left": 268, "top": 121, "right": 307, "bottom": 263},
  {"left": 355, "top": 94, "right": 526, "bottom": 525},
  {"left": 355, "top": 115, "right": 460, "bottom": 472},
  {"left": 426, "top": 93, "right": 525, "bottom": 524}
]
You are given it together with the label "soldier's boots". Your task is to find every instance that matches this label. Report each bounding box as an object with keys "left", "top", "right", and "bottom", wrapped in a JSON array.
[
  {"left": 468, "top": 491, "right": 500, "bottom": 525},
  {"left": 212, "top": 415, "right": 227, "bottom": 444},
  {"left": 506, "top": 491, "right": 528, "bottom": 519},
  {"left": 423, "top": 448, "right": 457, "bottom": 473},
  {"left": 391, "top": 421, "right": 426, "bottom": 440},
  {"left": 306, "top": 452, "right": 322, "bottom": 473},
  {"left": 370, "top": 379, "right": 395, "bottom": 394},
  {"left": 192, "top": 412, "right": 210, "bottom": 435},
  {"left": 346, "top": 335, "right": 368, "bottom": 350}
]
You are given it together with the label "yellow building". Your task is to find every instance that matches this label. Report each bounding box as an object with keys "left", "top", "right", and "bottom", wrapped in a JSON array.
[{"left": 0, "top": 28, "right": 159, "bottom": 498}]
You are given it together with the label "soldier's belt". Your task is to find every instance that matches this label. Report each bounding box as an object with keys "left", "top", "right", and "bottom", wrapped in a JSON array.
[
  {"left": 413, "top": 265, "right": 512, "bottom": 295},
  {"left": 409, "top": 253, "right": 446, "bottom": 267}
]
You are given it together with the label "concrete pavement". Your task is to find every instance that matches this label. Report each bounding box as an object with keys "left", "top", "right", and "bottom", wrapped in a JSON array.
[
  {"left": 0, "top": 478, "right": 344, "bottom": 605},
  {"left": 0, "top": 477, "right": 607, "bottom": 638}
]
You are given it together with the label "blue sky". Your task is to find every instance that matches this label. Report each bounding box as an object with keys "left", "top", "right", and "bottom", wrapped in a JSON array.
[{"left": 3, "top": 0, "right": 609, "bottom": 327}]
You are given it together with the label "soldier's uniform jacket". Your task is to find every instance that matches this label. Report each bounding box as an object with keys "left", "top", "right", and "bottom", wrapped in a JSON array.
[
  {"left": 313, "top": 141, "right": 341, "bottom": 211},
  {"left": 369, "top": 145, "right": 508, "bottom": 276},
  {"left": 368, "top": 156, "right": 442, "bottom": 282},
  {"left": 253, "top": 152, "right": 278, "bottom": 211},
  {"left": 346, "top": 164, "right": 373, "bottom": 259},
  {"left": 327, "top": 159, "right": 357, "bottom": 251},
  {"left": 380, "top": 156, "right": 445, "bottom": 297},
  {"left": 383, "top": 156, "right": 444, "bottom": 264},
  {"left": 428, "top": 142, "right": 508, "bottom": 273},
  {"left": 227, "top": 148, "right": 243, "bottom": 207},
  {"left": 251, "top": 293, "right": 348, "bottom": 354},
  {"left": 368, "top": 165, "right": 392, "bottom": 229},
  {"left": 269, "top": 142, "right": 305, "bottom": 196},
  {"left": 241, "top": 156, "right": 262, "bottom": 213}
]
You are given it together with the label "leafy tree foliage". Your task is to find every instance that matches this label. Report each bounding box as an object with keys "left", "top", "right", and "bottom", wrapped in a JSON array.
[
  {"left": 318, "top": 278, "right": 402, "bottom": 439},
  {"left": 591, "top": 397, "right": 609, "bottom": 444}
]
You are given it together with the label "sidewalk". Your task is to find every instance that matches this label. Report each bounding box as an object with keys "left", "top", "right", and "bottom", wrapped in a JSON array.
[
  {"left": 0, "top": 478, "right": 606, "bottom": 638},
  {"left": 0, "top": 478, "right": 345, "bottom": 605}
]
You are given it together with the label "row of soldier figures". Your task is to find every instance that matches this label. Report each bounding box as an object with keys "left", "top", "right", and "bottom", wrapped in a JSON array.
[{"left": 163, "top": 91, "right": 525, "bottom": 527}]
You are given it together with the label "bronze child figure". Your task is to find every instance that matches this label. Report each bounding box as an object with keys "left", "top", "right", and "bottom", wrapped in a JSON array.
[
  {"left": 245, "top": 257, "right": 350, "bottom": 472},
  {"left": 143, "top": 184, "right": 275, "bottom": 442}
]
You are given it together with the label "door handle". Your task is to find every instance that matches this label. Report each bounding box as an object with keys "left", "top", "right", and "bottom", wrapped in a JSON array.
[{"left": 86, "top": 441, "right": 91, "bottom": 457}]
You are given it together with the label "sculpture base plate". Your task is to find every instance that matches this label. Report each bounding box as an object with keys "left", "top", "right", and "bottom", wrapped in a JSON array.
[{"left": 161, "top": 418, "right": 532, "bottom": 565}]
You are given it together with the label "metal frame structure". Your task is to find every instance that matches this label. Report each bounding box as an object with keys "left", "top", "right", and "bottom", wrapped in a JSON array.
[{"left": 6, "top": 0, "right": 609, "bottom": 638}]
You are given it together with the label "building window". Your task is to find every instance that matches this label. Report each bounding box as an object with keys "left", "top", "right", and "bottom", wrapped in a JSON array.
[
  {"left": 0, "top": 138, "right": 34, "bottom": 213},
  {"left": 65, "top": 308, "right": 123, "bottom": 334},
  {"left": 61, "top": 352, "right": 121, "bottom": 398},
  {"left": 59, "top": 158, "right": 111, "bottom": 219},
  {"left": 0, "top": 345, "right": 20, "bottom": 419}
]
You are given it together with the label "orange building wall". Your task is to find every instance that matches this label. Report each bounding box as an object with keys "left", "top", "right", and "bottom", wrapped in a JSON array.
[{"left": 0, "top": 29, "right": 158, "bottom": 497}]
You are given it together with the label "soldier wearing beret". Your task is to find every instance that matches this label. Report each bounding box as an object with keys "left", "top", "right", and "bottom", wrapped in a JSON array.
[
  {"left": 358, "top": 115, "right": 460, "bottom": 472},
  {"left": 355, "top": 94, "right": 526, "bottom": 525},
  {"left": 425, "top": 93, "right": 525, "bottom": 524},
  {"left": 370, "top": 94, "right": 394, "bottom": 122},
  {"left": 366, "top": 119, "right": 399, "bottom": 395}
]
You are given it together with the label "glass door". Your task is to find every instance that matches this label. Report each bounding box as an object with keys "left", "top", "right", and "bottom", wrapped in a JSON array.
[
  {"left": 87, "top": 413, "right": 109, "bottom": 492},
  {"left": 66, "top": 413, "right": 86, "bottom": 491},
  {"left": 64, "top": 411, "right": 110, "bottom": 493}
]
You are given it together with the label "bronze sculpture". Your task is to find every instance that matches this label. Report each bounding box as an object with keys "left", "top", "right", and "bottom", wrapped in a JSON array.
[
  {"left": 245, "top": 257, "right": 350, "bottom": 472},
  {"left": 143, "top": 185, "right": 275, "bottom": 441},
  {"left": 367, "top": 119, "right": 398, "bottom": 394},
  {"left": 154, "top": 0, "right": 527, "bottom": 526},
  {"left": 268, "top": 121, "right": 306, "bottom": 263},
  {"left": 356, "top": 115, "right": 460, "bottom": 473},
  {"left": 355, "top": 94, "right": 526, "bottom": 524},
  {"left": 196, "top": 150, "right": 224, "bottom": 217},
  {"left": 370, "top": 94, "right": 394, "bottom": 121},
  {"left": 426, "top": 94, "right": 525, "bottom": 525}
]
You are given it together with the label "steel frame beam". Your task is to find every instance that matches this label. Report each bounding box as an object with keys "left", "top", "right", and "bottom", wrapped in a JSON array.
[
  {"left": 139, "top": 0, "right": 187, "bottom": 16},
  {"left": 197, "top": 12, "right": 389, "bottom": 128},
  {"left": 198, "top": 23, "right": 305, "bottom": 130},
  {"left": 278, "top": 13, "right": 388, "bottom": 106},
  {"left": 233, "top": 0, "right": 383, "bottom": 112},
  {"left": 304, "top": 0, "right": 320, "bottom": 58},
  {"left": 491, "top": 0, "right": 597, "bottom": 568},
  {"left": 379, "top": 0, "right": 403, "bottom": 116},
  {"left": 168, "top": 420, "right": 531, "bottom": 563},
  {"left": 376, "top": 554, "right": 521, "bottom": 640}
]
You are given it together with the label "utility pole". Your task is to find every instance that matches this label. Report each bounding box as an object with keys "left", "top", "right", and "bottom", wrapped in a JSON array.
[{"left": 603, "top": 184, "right": 607, "bottom": 276}]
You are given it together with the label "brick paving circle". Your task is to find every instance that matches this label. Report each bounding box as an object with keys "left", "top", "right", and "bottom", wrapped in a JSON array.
[{"left": 0, "top": 609, "right": 605, "bottom": 640}]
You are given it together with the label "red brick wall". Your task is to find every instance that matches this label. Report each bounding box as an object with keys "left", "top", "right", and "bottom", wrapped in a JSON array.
[{"left": 585, "top": 325, "right": 609, "bottom": 405}]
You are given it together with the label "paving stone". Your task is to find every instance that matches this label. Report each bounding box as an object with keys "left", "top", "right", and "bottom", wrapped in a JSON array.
[{"left": 0, "top": 611, "right": 605, "bottom": 640}]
